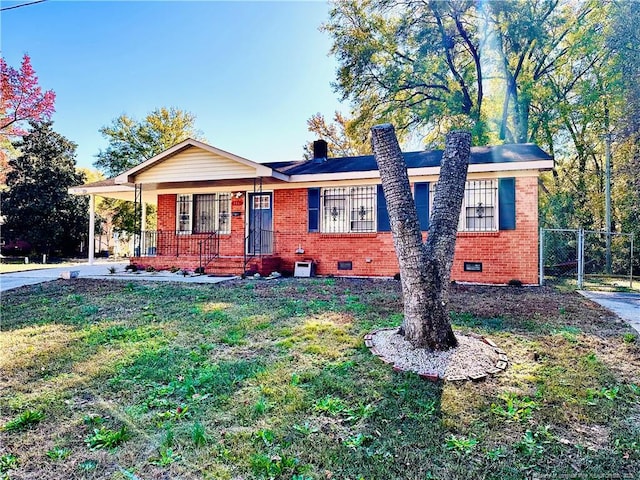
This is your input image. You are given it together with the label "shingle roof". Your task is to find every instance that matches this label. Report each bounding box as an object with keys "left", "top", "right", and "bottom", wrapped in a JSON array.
[
  {"left": 76, "top": 178, "right": 118, "bottom": 188},
  {"left": 266, "top": 143, "right": 552, "bottom": 175}
]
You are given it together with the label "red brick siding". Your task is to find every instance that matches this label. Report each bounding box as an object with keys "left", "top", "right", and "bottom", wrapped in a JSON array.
[
  {"left": 271, "top": 179, "right": 539, "bottom": 284},
  {"left": 157, "top": 194, "right": 177, "bottom": 232},
  {"left": 139, "top": 178, "right": 540, "bottom": 284}
]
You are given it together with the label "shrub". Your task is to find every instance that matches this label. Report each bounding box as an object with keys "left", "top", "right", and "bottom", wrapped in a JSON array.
[
  {"left": 124, "top": 264, "right": 138, "bottom": 272},
  {"left": 508, "top": 279, "right": 523, "bottom": 287}
]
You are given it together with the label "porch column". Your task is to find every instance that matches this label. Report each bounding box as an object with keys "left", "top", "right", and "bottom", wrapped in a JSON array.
[
  {"left": 88, "top": 194, "right": 95, "bottom": 265},
  {"left": 140, "top": 188, "right": 146, "bottom": 255},
  {"left": 141, "top": 201, "right": 146, "bottom": 233}
]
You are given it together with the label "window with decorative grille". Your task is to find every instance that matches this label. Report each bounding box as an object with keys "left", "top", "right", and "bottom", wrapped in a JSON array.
[
  {"left": 176, "top": 193, "right": 231, "bottom": 234},
  {"left": 321, "top": 186, "right": 376, "bottom": 233},
  {"left": 428, "top": 180, "right": 498, "bottom": 232}
]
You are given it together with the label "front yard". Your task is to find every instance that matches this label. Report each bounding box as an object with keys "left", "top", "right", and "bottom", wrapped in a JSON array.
[{"left": 1, "top": 278, "right": 639, "bottom": 479}]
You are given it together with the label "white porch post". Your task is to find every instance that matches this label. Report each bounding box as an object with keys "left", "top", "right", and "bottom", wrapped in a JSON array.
[{"left": 88, "top": 194, "right": 95, "bottom": 265}]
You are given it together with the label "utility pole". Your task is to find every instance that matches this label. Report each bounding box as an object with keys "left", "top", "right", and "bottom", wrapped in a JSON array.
[{"left": 605, "top": 132, "right": 612, "bottom": 274}]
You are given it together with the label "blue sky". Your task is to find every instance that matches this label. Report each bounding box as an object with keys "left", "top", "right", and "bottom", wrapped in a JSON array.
[{"left": 1, "top": 0, "right": 346, "bottom": 170}]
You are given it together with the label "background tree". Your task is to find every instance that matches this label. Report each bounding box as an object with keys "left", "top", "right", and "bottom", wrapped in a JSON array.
[
  {"left": 488, "top": 0, "right": 599, "bottom": 144},
  {"left": 0, "top": 54, "right": 55, "bottom": 137},
  {"left": 325, "top": 0, "right": 598, "bottom": 148},
  {"left": 327, "top": 0, "right": 638, "bottom": 274},
  {"left": 535, "top": 2, "right": 621, "bottom": 231},
  {"left": 303, "top": 111, "right": 370, "bottom": 158},
  {"left": 608, "top": 0, "right": 640, "bottom": 138},
  {"left": 607, "top": 0, "right": 640, "bottom": 269},
  {"left": 1, "top": 54, "right": 56, "bottom": 183},
  {"left": 94, "top": 107, "right": 203, "bottom": 177},
  {"left": 1, "top": 122, "right": 88, "bottom": 256},
  {"left": 372, "top": 124, "right": 470, "bottom": 350},
  {"left": 94, "top": 107, "right": 201, "bottom": 234},
  {"left": 326, "top": 0, "right": 485, "bottom": 144}
]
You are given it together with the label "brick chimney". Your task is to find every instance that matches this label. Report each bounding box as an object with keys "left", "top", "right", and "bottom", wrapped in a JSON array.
[{"left": 313, "top": 139, "right": 328, "bottom": 162}]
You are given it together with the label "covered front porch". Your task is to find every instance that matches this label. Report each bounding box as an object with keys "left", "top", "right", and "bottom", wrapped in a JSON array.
[
  {"left": 133, "top": 227, "right": 279, "bottom": 276},
  {"left": 68, "top": 138, "right": 289, "bottom": 275}
]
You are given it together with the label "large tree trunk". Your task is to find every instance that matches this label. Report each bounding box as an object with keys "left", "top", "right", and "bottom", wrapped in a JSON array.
[{"left": 371, "top": 124, "right": 471, "bottom": 351}]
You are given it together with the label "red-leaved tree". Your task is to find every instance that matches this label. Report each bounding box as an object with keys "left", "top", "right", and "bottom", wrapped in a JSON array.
[
  {"left": 1, "top": 54, "right": 55, "bottom": 182},
  {"left": 1, "top": 54, "right": 55, "bottom": 136}
]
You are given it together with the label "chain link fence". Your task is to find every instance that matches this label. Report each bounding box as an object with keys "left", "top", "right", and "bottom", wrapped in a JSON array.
[{"left": 540, "top": 228, "right": 635, "bottom": 289}]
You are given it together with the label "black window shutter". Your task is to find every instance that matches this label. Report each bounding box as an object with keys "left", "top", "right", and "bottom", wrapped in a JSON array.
[
  {"left": 308, "top": 188, "right": 320, "bottom": 232},
  {"left": 377, "top": 185, "right": 391, "bottom": 232},
  {"left": 415, "top": 182, "right": 430, "bottom": 231},
  {"left": 498, "top": 177, "right": 516, "bottom": 230}
]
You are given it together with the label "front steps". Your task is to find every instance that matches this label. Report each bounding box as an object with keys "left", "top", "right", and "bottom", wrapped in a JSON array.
[{"left": 131, "top": 255, "right": 282, "bottom": 277}]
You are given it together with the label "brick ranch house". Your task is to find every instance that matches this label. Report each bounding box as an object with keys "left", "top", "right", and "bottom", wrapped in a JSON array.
[{"left": 70, "top": 138, "right": 553, "bottom": 284}]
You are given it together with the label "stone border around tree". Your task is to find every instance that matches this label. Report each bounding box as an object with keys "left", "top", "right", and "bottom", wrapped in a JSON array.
[{"left": 364, "top": 328, "right": 508, "bottom": 382}]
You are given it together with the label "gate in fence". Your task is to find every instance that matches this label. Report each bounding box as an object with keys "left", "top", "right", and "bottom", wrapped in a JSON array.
[{"left": 539, "top": 228, "right": 635, "bottom": 289}]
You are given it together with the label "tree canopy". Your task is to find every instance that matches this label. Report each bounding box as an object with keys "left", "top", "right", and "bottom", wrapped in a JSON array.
[
  {"left": 1, "top": 122, "right": 88, "bottom": 256},
  {"left": 1, "top": 54, "right": 56, "bottom": 184},
  {"left": 0, "top": 54, "right": 55, "bottom": 138},
  {"left": 324, "top": 0, "right": 639, "bottom": 256},
  {"left": 304, "top": 111, "right": 370, "bottom": 158},
  {"left": 93, "top": 107, "right": 201, "bottom": 234},
  {"left": 325, "top": 0, "right": 602, "bottom": 146},
  {"left": 94, "top": 107, "right": 203, "bottom": 177}
]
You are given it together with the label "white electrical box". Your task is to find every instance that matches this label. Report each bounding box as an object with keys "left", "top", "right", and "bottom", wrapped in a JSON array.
[{"left": 294, "top": 261, "right": 313, "bottom": 277}]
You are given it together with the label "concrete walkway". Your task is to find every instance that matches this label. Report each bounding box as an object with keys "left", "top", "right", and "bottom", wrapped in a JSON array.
[
  {"left": 579, "top": 290, "right": 640, "bottom": 333},
  {"left": 0, "top": 261, "right": 234, "bottom": 293}
]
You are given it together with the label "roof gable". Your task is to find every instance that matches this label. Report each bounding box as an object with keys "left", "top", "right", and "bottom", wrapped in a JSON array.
[{"left": 115, "top": 138, "right": 278, "bottom": 184}]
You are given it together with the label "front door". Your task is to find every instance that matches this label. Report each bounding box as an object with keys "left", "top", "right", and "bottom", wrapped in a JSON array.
[{"left": 248, "top": 192, "right": 273, "bottom": 255}]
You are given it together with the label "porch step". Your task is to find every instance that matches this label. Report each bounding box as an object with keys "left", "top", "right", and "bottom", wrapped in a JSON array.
[
  {"left": 206, "top": 256, "right": 244, "bottom": 275},
  {"left": 132, "top": 255, "right": 281, "bottom": 277},
  {"left": 207, "top": 256, "right": 282, "bottom": 277}
]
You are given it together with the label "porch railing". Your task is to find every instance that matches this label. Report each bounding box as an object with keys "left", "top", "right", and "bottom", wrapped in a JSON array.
[
  {"left": 135, "top": 229, "right": 277, "bottom": 274},
  {"left": 199, "top": 231, "right": 220, "bottom": 272},
  {"left": 135, "top": 230, "right": 220, "bottom": 260}
]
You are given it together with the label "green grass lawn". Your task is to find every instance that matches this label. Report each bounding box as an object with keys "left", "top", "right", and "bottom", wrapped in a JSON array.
[{"left": 1, "top": 278, "right": 639, "bottom": 479}]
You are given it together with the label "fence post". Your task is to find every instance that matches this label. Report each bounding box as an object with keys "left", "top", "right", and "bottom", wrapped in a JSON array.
[
  {"left": 539, "top": 228, "right": 545, "bottom": 286},
  {"left": 577, "top": 229, "right": 584, "bottom": 289},
  {"left": 631, "top": 233, "right": 635, "bottom": 289}
]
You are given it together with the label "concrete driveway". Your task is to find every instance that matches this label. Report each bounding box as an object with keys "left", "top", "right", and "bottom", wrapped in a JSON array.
[
  {"left": 580, "top": 291, "right": 640, "bottom": 333},
  {"left": 0, "top": 261, "right": 234, "bottom": 292}
]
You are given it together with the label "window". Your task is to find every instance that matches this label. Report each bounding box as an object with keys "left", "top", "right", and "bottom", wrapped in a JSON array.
[
  {"left": 321, "top": 186, "right": 376, "bottom": 233},
  {"left": 252, "top": 194, "right": 271, "bottom": 210},
  {"left": 177, "top": 194, "right": 192, "bottom": 232},
  {"left": 464, "top": 180, "right": 496, "bottom": 231},
  {"left": 176, "top": 193, "right": 231, "bottom": 234},
  {"left": 428, "top": 180, "right": 498, "bottom": 232}
]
